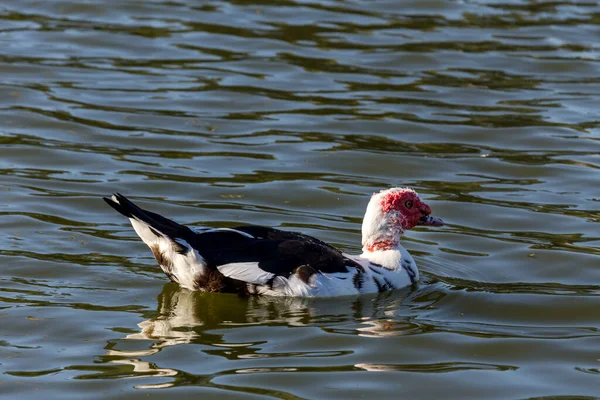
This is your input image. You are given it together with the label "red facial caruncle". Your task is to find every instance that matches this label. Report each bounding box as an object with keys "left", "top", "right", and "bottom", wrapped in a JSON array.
[{"left": 380, "top": 188, "right": 443, "bottom": 230}]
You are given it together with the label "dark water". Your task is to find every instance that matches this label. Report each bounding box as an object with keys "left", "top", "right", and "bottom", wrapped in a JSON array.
[{"left": 1, "top": 0, "right": 600, "bottom": 398}]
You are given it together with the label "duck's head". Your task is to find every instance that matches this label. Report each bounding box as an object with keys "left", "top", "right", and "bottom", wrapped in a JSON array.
[{"left": 361, "top": 187, "right": 443, "bottom": 252}]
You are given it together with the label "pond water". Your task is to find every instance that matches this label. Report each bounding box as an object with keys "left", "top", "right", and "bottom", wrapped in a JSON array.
[{"left": 1, "top": 0, "right": 599, "bottom": 398}]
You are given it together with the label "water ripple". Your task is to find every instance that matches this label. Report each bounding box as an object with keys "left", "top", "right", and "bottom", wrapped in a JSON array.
[{"left": 1, "top": 0, "right": 600, "bottom": 398}]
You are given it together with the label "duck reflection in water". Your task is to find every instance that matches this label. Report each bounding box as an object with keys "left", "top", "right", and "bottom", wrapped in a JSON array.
[
  {"left": 104, "top": 283, "right": 424, "bottom": 388},
  {"left": 127, "top": 283, "right": 417, "bottom": 344}
]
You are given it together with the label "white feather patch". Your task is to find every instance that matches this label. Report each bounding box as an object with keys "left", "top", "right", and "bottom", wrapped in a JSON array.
[
  {"left": 130, "top": 218, "right": 160, "bottom": 246},
  {"left": 200, "top": 228, "right": 254, "bottom": 238},
  {"left": 217, "top": 262, "right": 274, "bottom": 284}
]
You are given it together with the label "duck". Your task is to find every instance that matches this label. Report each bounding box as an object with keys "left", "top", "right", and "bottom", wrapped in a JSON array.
[{"left": 103, "top": 187, "right": 443, "bottom": 297}]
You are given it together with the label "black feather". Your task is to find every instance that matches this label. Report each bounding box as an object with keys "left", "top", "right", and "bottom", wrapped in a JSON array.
[
  {"left": 104, "top": 194, "right": 364, "bottom": 292},
  {"left": 104, "top": 193, "right": 194, "bottom": 241}
]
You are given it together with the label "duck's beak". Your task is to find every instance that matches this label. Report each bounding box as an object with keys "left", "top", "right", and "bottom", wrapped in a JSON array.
[{"left": 418, "top": 215, "right": 444, "bottom": 226}]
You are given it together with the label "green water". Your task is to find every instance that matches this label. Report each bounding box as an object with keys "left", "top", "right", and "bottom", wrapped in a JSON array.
[{"left": 1, "top": 0, "right": 599, "bottom": 398}]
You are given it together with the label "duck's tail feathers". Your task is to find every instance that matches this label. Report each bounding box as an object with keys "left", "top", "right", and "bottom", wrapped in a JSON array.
[
  {"left": 104, "top": 193, "right": 206, "bottom": 290},
  {"left": 103, "top": 193, "right": 192, "bottom": 245}
]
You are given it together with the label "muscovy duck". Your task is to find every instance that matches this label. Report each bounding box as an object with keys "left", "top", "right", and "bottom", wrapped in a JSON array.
[{"left": 104, "top": 188, "right": 443, "bottom": 297}]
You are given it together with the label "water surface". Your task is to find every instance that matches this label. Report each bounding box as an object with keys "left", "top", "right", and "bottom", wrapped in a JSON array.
[{"left": 1, "top": 0, "right": 599, "bottom": 398}]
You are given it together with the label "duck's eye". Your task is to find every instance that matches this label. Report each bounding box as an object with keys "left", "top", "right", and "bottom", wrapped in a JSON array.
[{"left": 405, "top": 200, "right": 413, "bottom": 208}]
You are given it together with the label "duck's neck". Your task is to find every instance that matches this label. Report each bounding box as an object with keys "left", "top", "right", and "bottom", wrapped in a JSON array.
[
  {"left": 361, "top": 207, "right": 407, "bottom": 269},
  {"left": 361, "top": 218, "right": 404, "bottom": 252},
  {"left": 361, "top": 229, "right": 404, "bottom": 270},
  {"left": 363, "top": 236, "right": 400, "bottom": 252}
]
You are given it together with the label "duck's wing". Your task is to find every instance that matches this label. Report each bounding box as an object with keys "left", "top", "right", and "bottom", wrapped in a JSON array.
[
  {"left": 104, "top": 193, "right": 363, "bottom": 293},
  {"left": 232, "top": 225, "right": 342, "bottom": 252},
  {"left": 189, "top": 227, "right": 364, "bottom": 288}
]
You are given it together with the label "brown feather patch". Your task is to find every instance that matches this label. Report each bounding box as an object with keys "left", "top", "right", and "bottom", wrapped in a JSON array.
[
  {"left": 193, "top": 269, "right": 250, "bottom": 294},
  {"left": 150, "top": 244, "right": 172, "bottom": 272},
  {"left": 194, "top": 269, "right": 226, "bottom": 292},
  {"left": 294, "top": 265, "right": 316, "bottom": 284}
]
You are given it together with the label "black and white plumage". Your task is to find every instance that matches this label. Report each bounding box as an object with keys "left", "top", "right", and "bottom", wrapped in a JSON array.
[{"left": 103, "top": 188, "right": 444, "bottom": 297}]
